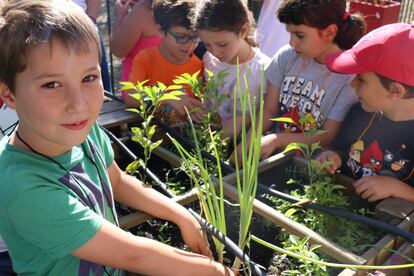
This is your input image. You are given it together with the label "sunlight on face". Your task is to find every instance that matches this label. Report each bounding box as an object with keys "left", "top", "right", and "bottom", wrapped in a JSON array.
[{"left": 12, "top": 39, "right": 103, "bottom": 156}]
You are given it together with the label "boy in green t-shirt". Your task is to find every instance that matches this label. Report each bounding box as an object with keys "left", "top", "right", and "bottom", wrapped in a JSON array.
[{"left": 0, "top": 0, "right": 233, "bottom": 275}]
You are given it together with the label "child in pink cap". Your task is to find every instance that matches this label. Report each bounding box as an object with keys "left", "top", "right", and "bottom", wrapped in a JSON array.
[{"left": 318, "top": 23, "right": 414, "bottom": 202}]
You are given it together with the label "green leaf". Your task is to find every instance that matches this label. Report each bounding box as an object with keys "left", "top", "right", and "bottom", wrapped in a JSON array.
[
  {"left": 150, "top": 139, "right": 163, "bottom": 151},
  {"left": 283, "top": 143, "right": 302, "bottom": 153},
  {"left": 271, "top": 117, "right": 297, "bottom": 125},
  {"left": 285, "top": 208, "right": 299, "bottom": 217},
  {"left": 160, "top": 93, "right": 183, "bottom": 101}
]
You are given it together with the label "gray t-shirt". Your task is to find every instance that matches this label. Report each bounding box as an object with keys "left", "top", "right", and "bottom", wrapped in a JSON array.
[{"left": 265, "top": 45, "right": 357, "bottom": 131}]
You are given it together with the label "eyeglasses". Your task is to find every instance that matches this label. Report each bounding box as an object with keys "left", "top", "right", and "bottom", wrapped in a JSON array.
[{"left": 166, "top": 29, "right": 200, "bottom": 44}]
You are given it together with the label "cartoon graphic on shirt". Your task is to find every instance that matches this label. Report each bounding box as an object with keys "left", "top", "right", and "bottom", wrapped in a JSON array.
[
  {"left": 360, "top": 141, "right": 383, "bottom": 176},
  {"left": 278, "top": 105, "right": 317, "bottom": 133},
  {"left": 347, "top": 140, "right": 412, "bottom": 181},
  {"left": 279, "top": 76, "right": 327, "bottom": 127},
  {"left": 381, "top": 145, "right": 410, "bottom": 179}
]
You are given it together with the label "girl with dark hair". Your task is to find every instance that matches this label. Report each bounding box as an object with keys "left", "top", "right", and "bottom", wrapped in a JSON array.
[
  {"left": 196, "top": 0, "right": 271, "bottom": 138},
  {"left": 257, "top": 0, "right": 366, "bottom": 160}
]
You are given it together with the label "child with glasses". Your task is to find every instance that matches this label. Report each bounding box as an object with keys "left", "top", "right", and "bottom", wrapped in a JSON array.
[
  {"left": 196, "top": 0, "right": 271, "bottom": 138},
  {"left": 0, "top": 0, "right": 234, "bottom": 275},
  {"left": 126, "top": 0, "right": 204, "bottom": 123}
]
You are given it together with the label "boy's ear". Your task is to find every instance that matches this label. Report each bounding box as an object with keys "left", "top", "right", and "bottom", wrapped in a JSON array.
[
  {"left": 387, "top": 82, "right": 407, "bottom": 99},
  {"left": 321, "top": 24, "right": 338, "bottom": 42},
  {"left": 0, "top": 83, "right": 16, "bottom": 109}
]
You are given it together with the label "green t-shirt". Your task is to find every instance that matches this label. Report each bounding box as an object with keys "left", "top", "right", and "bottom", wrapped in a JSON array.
[{"left": 0, "top": 124, "right": 124, "bottom": 275}]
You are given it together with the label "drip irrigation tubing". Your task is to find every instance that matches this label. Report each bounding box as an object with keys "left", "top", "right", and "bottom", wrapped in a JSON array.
[
  {"left": 258, "top": 183, "right": 414, "bottom": 243},
  {"left": 100, "top": 126, "right": 175, "bottom": 198},
  {"left": 188, "top": 209, "right": 266, "bottom": 276}
]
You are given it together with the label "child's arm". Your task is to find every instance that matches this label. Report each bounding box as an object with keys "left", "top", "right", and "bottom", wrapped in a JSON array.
[
  {"left": 108, "top": 161, "right": 210, "bottom": 256},
  {"left": 72, "top": 219, "right": 233, "bottom": 275},
  {"left": 353, "top": 176, "right": 414, "bottom": 203},
  {"left": 86, "top": 0, "right": 102, "bottom": 22},
  {"left": 260, "top": 119, "right": 342, "bottom": 160},
  {"left": 110, "top": 0, "right": 147, "bottom": 58}
]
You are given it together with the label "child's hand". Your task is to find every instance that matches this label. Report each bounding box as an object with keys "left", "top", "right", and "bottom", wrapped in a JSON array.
[
  {"left": 178, "top": 212, "right": 212, "bottom": 258},
  {"left": 316, "top": 150, "right": 342, "bottom": 174},
  {"left": 165, "top": 97, "right": 205, "bottom": 123},
  {"left": 353, "top": 176, "right": 407, "bottom": 202},
  {"left": 260, "top": 133, "right": 280, "bottom": 160}
]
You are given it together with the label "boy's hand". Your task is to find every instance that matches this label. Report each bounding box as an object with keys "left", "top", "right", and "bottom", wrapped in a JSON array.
[
  {"left": 177, "top": 212, "right": 212, "bottom": 258},
  {"left": 353, "top": 176, "right": 406, "bottom": 202},
  {"left": 165, "top": 97, "right": 205, "bottom": 123},
  {"left": 316, "top": 150, "right": 342, "bottom": 174}
]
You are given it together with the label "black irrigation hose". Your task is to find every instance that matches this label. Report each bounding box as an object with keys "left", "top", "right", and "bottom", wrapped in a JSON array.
[
  {"left": 104, "top": 90, "right": 124, "bottom": 103},
  {"left": 188, "top": 209, "right": 266, "bottom": 276},
  {"left": 100, "top": 126, "right": 175, "bottom": 198},
  {"left": 156, "top": 120, "right": 236, "bottom": 175},
  {"left": 258, "top": 183, "right": 414, "bottom": 243}
]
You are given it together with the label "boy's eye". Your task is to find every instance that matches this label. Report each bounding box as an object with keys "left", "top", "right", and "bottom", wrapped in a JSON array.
[
  {"left": 83, "top": 75, "right": 98, "bottom": 83},
  {"left": 42, "top": 81, "right": 60, "bottom": 89},
  {"left": 218, "top": 43, "right": 227, "bottom": 47}
]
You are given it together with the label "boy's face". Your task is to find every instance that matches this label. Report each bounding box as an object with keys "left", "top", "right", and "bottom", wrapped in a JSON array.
[
  {"left": 198, "top": 29, "right": 246, "bottom": 64},
  {"left": 161, "top": 26, "right": 199, "bottom": 63},
  {"left": 351, "top": 72, "right": 389, "bottom": 112},
  {"left": 3, "top": 39, "right": 103, "bottom": 156},
  {"left": 286, "top": 24, "right": 333, "bottom": 62}
]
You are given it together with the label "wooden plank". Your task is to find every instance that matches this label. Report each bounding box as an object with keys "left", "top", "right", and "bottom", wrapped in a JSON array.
[
  {"left": 98, "top": 110, "right": 137, "bottom": 128},
  {"left": 220, "top": 179, "right": 366, "bottom": 265}
]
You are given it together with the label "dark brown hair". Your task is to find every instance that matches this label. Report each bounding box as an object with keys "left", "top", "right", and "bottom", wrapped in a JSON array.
[
  {"left": 0, "top": 0, "right": 101, "bottom": 93},
  {"left": 152, "top": 0, "right": 197, "bottom": 32},
  {"left": 277, "top": 0, "right": 366, "bottom": 50},
  {"left": 195, "top": 0, "right": 257, "bottom": 47},
  {"left": 377, "top": 74, "right": 414, "bottom": 97}
]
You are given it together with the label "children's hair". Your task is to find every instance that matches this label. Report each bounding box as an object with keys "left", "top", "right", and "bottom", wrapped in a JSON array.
[
  {"left": 195, "top": 0, "right": 258, "bottom": 47},
  {"left": 377, "top": 74, "right": 414, "bottom": 97},
  {"left": 277, "top": 0, "right": 366, "bottom": 50},
  {"left": 152, "top": 0, "right": 197, "bottom": 32},
  {"left": 0, "top": 0, "right": 101, "bottom": 93}
]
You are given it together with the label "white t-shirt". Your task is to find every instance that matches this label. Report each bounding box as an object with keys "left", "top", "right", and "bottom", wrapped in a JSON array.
[
  {"left": 0, "top": 103, "right": 18, "bottom": 139},
  {"left": 71, "top": 0, "right": 87, "bottom": 12},
  {"left": 265, "top": 45, "right": 357, "bottom": 130},
  {"left": 256, "top": 0, "right": 290, "bottom": 58},
  {"left": 203, "top": 48, "right": 271, "bottom": 121}
]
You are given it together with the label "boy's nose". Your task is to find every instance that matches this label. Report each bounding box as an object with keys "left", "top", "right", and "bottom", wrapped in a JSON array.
[{"left": 65, "top": 87, "right": 88, "bottom": 113}]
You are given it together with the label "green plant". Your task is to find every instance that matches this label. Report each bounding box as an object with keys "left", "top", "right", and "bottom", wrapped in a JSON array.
[
  {"left": 252, "top": 235, "right": 414, "bottom": 272},
  {"left": 231, "top": 65, "right": 265, "bottom": 271},
  {"left": 169, "top": 122, "right": 227, "bottom": 263},
  {"left": 120, "top": 80, "right": 183, "bottom": 178},
  {"left": 171, "top": 70, "right": 231, "bottom": 163}
]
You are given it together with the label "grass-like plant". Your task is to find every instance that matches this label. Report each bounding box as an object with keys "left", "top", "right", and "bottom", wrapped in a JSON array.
[
  {"left": 231, "top": 65, "right": 265, "bottom": 271},
  {"left": 168, "top": 120, "right": 227, "bottom": 263}
]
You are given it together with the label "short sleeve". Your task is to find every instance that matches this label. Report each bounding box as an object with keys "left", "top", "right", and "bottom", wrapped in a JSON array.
[
  {"left": 326, "top": 78, "right": 358, "bottom": 122},
  {"left": 6, "top": 187, "right": 102, "bottom": 259},
  {"left": 265, "top": 45, "right": 295, "bottom": 88}
]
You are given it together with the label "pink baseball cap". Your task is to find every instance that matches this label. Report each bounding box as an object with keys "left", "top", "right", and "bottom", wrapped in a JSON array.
[{"left": 325, "top": 23, "right": 414, "bottom": 87}]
